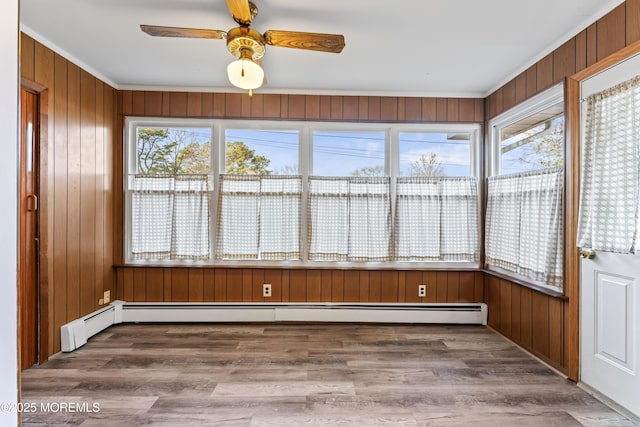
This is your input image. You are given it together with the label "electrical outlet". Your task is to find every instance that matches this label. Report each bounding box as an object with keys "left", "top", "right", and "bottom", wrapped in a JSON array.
[
  {"left": 98, "top": 298, "right": 104, "bottom": 305},
  {"left": 103, "top": 290, "right": 111, "bottom": 304},
  {"left": 263, "top": 284, "right": 272, "bottom": 297},
  {"left": 418, "top": 284, "right": 426, "bottom": 297}
]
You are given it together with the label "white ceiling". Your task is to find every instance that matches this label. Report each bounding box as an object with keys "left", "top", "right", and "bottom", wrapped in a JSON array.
[{"left": 20, "top": 0, "right": 624, "bottom": 97}]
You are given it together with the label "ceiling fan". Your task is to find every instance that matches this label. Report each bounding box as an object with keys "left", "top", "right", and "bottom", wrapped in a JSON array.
[{"left": 140, "top": 0, "right": 346, "bottom": 94}]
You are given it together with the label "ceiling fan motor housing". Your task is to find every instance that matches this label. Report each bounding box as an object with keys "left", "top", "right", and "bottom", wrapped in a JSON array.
[{"left": 226, "top": 27, "right": 265, "bottom": 60}]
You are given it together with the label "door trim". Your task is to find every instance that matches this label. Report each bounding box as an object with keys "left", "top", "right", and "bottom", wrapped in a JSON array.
[
  {"left": 20, "top": 78, "right": 50, "bottom": 364},
  {"left": 566, "top": 39, "right": 640, "bottom": 382}
]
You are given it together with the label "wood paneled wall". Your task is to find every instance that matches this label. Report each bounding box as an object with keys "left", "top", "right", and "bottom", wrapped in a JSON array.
[
  {"left": 115, "top": 267, "right": 484, "bottom": 304},
  {"left": 21, "top": 33, "right": 117, "bottom": 357},
  {"left": 486, "top": 1, "right": 640, "bottom": 120},
  {"left": 486, "top": 276, "right": 567, "bottom": 372},
  {"left": 118, "top": 91, "right": 485, "bottom": 123}
]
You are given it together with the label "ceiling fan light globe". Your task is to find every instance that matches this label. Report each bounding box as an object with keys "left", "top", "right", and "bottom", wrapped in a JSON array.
[{"left": 227, "top": 58, "right": 264, "bottom": 90}]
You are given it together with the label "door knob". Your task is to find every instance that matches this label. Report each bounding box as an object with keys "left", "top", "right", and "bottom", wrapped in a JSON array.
[{"left": 579, "top": 249, "right": 595, "bottom": 259}]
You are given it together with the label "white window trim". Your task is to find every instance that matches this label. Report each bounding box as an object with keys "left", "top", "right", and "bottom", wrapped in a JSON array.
[
  {"left": 123, "top": 117, "right": 217, "bottom": 264},
  {"left": 486, "top": 83, "right": 565, "bottom": 292},
  {"left": 488, "top": 83, "right": 564, "bottom": 176},
  {"left": 124, "top": 117, "right": 482, "bottom": 269}
]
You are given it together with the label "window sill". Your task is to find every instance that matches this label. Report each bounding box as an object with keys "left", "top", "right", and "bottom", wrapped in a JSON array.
[
  {"left": 482, "top": 268, "right": 568, "bottom": 300},
  {"left": 113, "top": 262, "right": 481, "bottom": 271}
]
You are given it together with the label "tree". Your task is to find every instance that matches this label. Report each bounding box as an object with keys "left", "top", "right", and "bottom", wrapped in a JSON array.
[
  {"left": 521, "top": 122, "right": 564, "bottom": 168},
  {"left": 137, "top": 128, "right": 211, "bottom": 175},
  {"left": 350, "top": 165, "right": 385, "bottom": 177},
  {"left": 225, "top": 141, "right": 271, "bottom": 175},
  {"left": 408, "top": 153, "right": 445, "bottom": 177},
  {"left": 137, "top": 128, "right": 172, "bottom": 174},
  {"left": 179, "top": 141, "right": 211, "bottom": 174}
]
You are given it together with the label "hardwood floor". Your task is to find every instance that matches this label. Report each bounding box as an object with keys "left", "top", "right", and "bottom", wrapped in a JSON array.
[{"left": 21, "top": 323, "right": 635, "bottom": 426}]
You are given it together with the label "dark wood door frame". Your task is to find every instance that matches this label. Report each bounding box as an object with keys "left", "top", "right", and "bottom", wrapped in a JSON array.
[{"left": 20, "top": 78, "right": 50, "bottom": 365}]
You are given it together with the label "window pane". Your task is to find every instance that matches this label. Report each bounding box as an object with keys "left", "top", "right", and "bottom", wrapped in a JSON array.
[
  {"left": 225, "top": 129, "right": 299, "bottom": 175},
  {"left": 136, "top": 127, "right": 211, "bottom": 174},
  {"left": 500, "top": 102, "right": 564, "bottom": 174},
  {"left": 312, "top": 131, "right": 385, "bottom": 176},
  {"left": 399, "top": 132, "right": 471, "bottom": 177}
]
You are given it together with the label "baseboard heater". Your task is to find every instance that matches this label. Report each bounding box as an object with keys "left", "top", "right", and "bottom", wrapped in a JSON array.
[{"left": 61, "top": 301, "right": 487, "bottom": 352}]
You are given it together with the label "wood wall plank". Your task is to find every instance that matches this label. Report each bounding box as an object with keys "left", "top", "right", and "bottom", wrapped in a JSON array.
[
  {"left": 306, "top": 270, "right": 321, "bottom": 302},
  {"left": 502, "top": 80, "right": 515, "bottom": 112},
  {"left": 66, "top": 62, "right": 82, "bottom": 322},
  {"left": 553, "top": 38, "right": 576, "bottom": 82},
  {"left": 422, "top": 98, "right": 437, "bottom": 122},
  {"left": 368, "top": 271, "right": 381, "bottom": 302},
  {"left": 597, "top": 4, "right": 626, "bottom": 61},
  {"left": 436, "top": 271, "right": 448, "bottom": 303},
  {"left": 487, "top": 276, "right": 500, "bottom": 328},
  {"left": 343, "top": 270, "right": 359, "bottom": 302},
  {"left": 188, "top": 269, "right": 204, "bottom": 302},
  {"left": 586, "top": 23, "right": 598, "bottom": 67},
  {"left": 575, "top": 30, "right": 588, "bottom": 73},
  {"left": 536, "top": 53, "right": 554, "bottom": 92},
  {"left": 187, "top": 93, "right": 202, "bottom": 117},
  {"left": 131, "top": 91, "right": 144, "bottom": 115},
  {"left": 169, "top": 92, "right": 188, "bottom": 117},
  {"left": 459, "top": 272, "right": 474, "bottom": 302},
  {"left": 80, "top": 70, "right": 97, "bottom": 314},
  {"left": 510, "top": 285, "right": 522, "bottom": 342},
  {"left": 289, "top": 95, "right": 305, "bottom": 119},
  {"left": 133, "top": 268, "right": 146, "bottom": 302},
  {"left": 290, "top": 270, "right": 307, "bottom": 302},
  {"left": 22, "top": 33, "right": 36, "bottom": 81},
  {"left": 52, "top": 52, "right": 69, "bottom": 355},
  {"left": 627, "top": 0, "right": 640, "bottom": 44},
  {"left": 171, "top": 268, "right": 189, "bottom": 302},
  {"left": 343, "top": 96, "right": 358, "bottom": 120},
  {"left": 446, "top": 272, "right": 459, "bottom": 302},
  {"left": 520, "top": 287, "right": 533, "bottom": 349},
  {"left": 549, "top": 298, "right": 563, "bottom": 364},
  {"left": 531, "top": 292, "right": 550, "bottom": 358},
  {"left": 305, "top": 95, "right": 320, "bottom": 120},
  {"left": 214, "top": 269, "right": 227, "bottom": 301},
  {"left": 146, "top": 268, "right": 164, "bottom": 301}
]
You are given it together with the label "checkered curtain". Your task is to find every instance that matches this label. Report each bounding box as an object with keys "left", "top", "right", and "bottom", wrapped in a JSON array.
[
  {"left": 577, "top": 75, "right": 640, "bottom": 254},
  {"left": 216, "top": 175, "right": 302, "bottom": 260},
  {"left": 394, "top": 177, "right": 479, "bottom": 262},
  {"left": 131, "top": 174, "right": 210, "bottom": 260},
  {"left": 486, "top": 167, "right": 564, "bottom": 288},
  {"left": 308, "top": 177, "right": 391, "bottom": 261}
]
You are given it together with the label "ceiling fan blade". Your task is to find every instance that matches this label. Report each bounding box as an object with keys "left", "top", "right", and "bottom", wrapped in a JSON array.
[
  {"left": 140, "top": 25, "right": 225, "bottom": 39},
  {"left": 225, "top": 0, "right": 253, "bottom": 26},
  {"left": 264, "top": 30, "right": 345, "bottom": 53}
]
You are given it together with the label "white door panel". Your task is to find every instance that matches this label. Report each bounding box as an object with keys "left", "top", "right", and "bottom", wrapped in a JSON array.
[{"left": 581, "top": 251, "right": 640, "bottom": 418}]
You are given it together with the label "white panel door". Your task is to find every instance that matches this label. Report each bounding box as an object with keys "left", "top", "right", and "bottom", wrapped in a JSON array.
[
  {"left": 580, "top": 52, "right": 640, "bottom": 419},
  {"left": 581, "top": 252, "right": 640, "bottom": 417}
]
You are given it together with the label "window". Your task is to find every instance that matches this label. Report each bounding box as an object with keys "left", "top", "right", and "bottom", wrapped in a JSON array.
[
  {"left": 312, "top": 131, "right": 385, "bottom": 176},
  {"left": 126, "top": 121, "right": 213, "bottom": 261},
  {"left": 399, "top": 132, "right": 472, "bottom": 177},
  {"left": 125, "top": 119, "right": 481, "bottom": 267},
  {"left": 487, "top": 84, "right": 565, "bottom": 291},
  {"left": 216, "top": 128, "right": 302, "bottom": 260},
  {"left": 224, "top": 129, "right": 299, "bottom": 175},
  {"left": 308, "top": 177, "right": 391, "bottom": 261}
]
